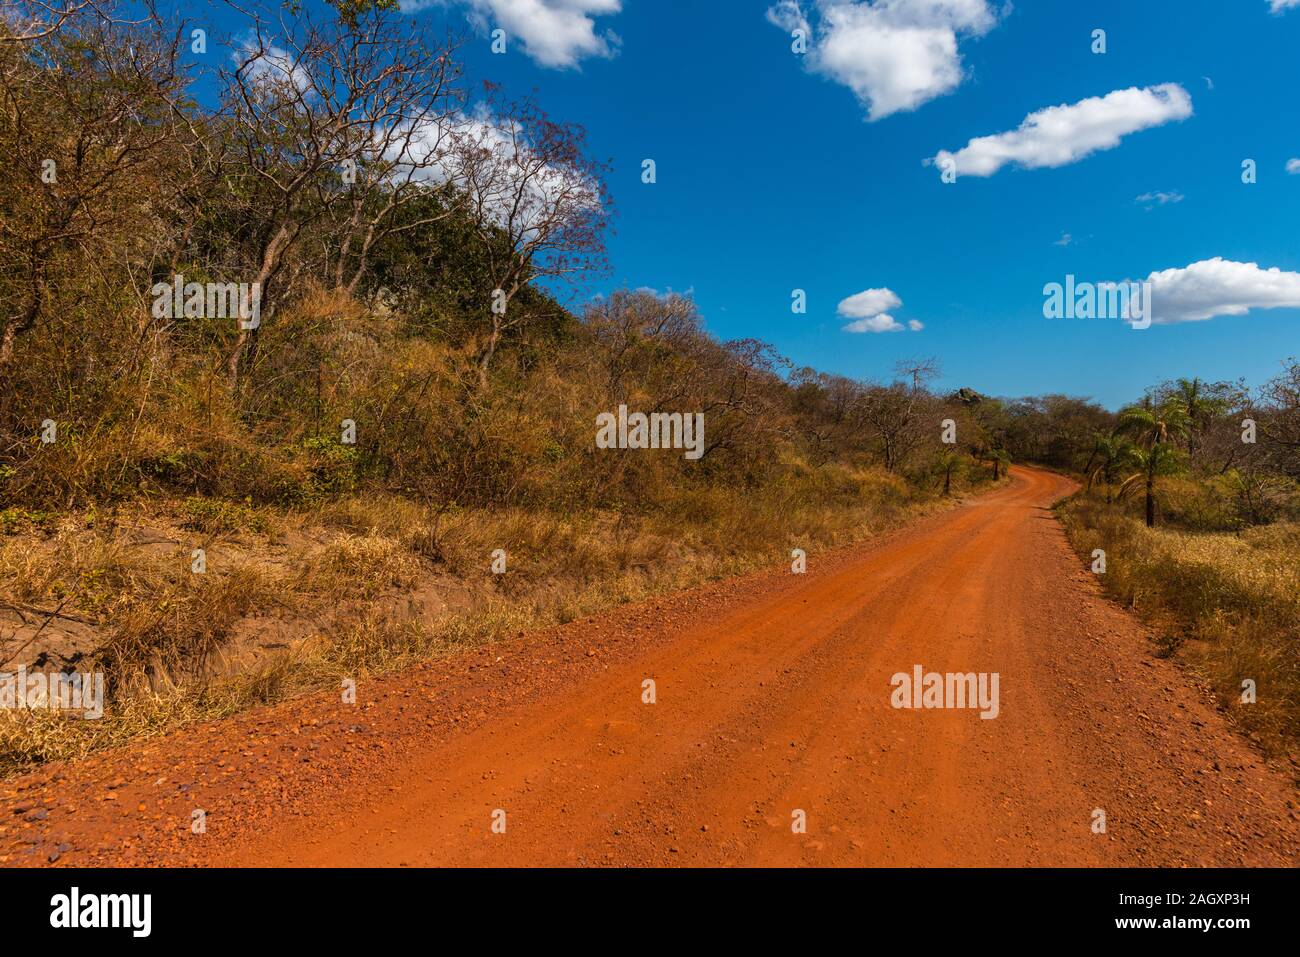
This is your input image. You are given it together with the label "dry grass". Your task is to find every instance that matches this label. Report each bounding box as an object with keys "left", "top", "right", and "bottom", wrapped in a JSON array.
[
  {"left": 0, "top": 462, "right": 987, "bottom": 776},
  {"left": 1059, "top": 495, "right": 1300, "bottom": 759}
]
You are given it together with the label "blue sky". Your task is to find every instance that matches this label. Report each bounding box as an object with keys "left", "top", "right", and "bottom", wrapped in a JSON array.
[{"left": 214, "top": 1, "right": 1300, "bottom": 408}]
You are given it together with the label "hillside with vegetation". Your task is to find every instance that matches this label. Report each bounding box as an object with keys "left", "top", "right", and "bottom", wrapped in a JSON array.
[{"left": 0, "top": 1, "right": 1014, "bottom": 771}]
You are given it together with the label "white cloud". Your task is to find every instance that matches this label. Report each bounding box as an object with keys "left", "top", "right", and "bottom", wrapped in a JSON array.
[
  {"left": 233, "top": 36, "right": 313, "bottom": 95},
  {"left": 838, "top": 286, "right": 922, "bottom": 332},
  {"left": 766, "top": 0, "right": 812, "bottom": 37},
  {"left": 844, "top": 313, "right": 904, "bottom": 333},
  {"left": 1139, "top": 258, "right": 1300, "bottom": 324},
  {"left": 838, "top": 286, "right": 902, "bottom": 317},
  {"left": 1269, "top": 1, "right": 1300, "bottom": 13},
  {"left": 931, "top": 83, "right": 1192, "bottom": 177},
  {"left": 1136, "top": 190, "right": 1184, "bottom": 206},
  {"left": 767, "top": 0, "right": 1001, "bottom": 121},
  {"left": 1286, "top": 158, "right": 1300, "bottom": 174},
  {"left": 1053, "top": 232, "right": 1073, "bottom": 246},
  {"left": 404, "top": 0, "right": 622, "bottom": 69},
  {"left": 392, "top": 104, "right": 602, "bottom": 235}
]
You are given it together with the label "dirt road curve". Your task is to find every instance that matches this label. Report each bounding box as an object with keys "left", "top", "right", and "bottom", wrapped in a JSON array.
[{"left": 3, "top": 466, "right": 1296, "bottom": 866}]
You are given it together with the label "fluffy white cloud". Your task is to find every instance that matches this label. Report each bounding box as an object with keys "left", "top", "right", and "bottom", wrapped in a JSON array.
[
  {"left": 1286, "top": 158, "right": 1300, "bottom": 174},
  {"left": 838, "top": 286, "right": 923, "bottom": 332},
  {"left": 838, "top": 286, "right": 902, "bottom": 317},
  {"left": 767, "top": 0, "right": 1001, "bottom": 121},
  {"left": 1140, "top": 258, "right": 1300, "bottom": 324},
  {"left": 844, "top": 313, "right": 904, "bottom": 333},
  {"left": 1269, "top": 1, "right": 1300, "bottom": 13},
  {"left": 404, "top": 0, "right": 622, "bottom": 68},
  {"left": 931, "top": 83, "right": 1192, "bottom": 177}
]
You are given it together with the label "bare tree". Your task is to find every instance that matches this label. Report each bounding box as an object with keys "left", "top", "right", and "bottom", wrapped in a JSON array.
[
  {"left": 1260, "top": 358, "right": 1300, "bottom": 480},
  {"left": 852, "top": 360, "right": 942, "bottom": 473},
  {"left": 216, "top": 1, "right": 463, "bottom": 386},
  {"left": 0, "top": 1, "right": 104, "bottom": 45},
  {"left": 453, "top": 86, "right": 611, "bottom": 388},
  {"left": 325, "top": 37, "right": 463, "bottom": 294},
  {"left": 586, "top": 289, "right": 703, "bottom": 398}
]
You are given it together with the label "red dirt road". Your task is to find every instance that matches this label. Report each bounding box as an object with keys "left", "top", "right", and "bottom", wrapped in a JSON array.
[{"left": 3, "top": 466, "right": 1296, "bottom": 866}]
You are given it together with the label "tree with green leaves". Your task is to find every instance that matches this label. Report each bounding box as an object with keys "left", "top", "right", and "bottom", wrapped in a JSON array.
[
  {"left": 1083, "top": 431, "right": 1133, "bottom": 500},
  {"left": 1160, "top": 377, "right": 1231, "bottom": 463},
  {"left": 1117, "top": 396, "right": 1191, "bottom": 526},
  {"left": 1117, "top": 442, "right": 1186, "bottom": 526},
  {"left": 988, "top": 448, "right": 1011, "bottom": 480},
  {"left": 933, "top": 449, "right": 961, "bottom": 495}
]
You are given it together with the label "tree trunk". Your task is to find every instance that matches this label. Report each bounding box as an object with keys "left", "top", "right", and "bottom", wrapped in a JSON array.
[
  {"left": 1145, "top": 471, "right": 1156, "bottom": 527},
  {"left": 0, "top": 318, "right": 25, "bottom": 368},
  {"left": 228, "top": 222, "right": 292, "bottom": 391},
  {"left": 0, "top": 260, "right": 47, "bottom": 369},
  {"left": 477, "top": 324, "right": 500, "bottom": 390},
  {"left": 344, "top": 222, "right": 378, "bottom": 296}
]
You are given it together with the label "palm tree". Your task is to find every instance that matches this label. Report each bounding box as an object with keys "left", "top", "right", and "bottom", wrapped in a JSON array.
[
  {"left": 1117, "top": 442, "right": 1185, "bottom": 526},
  {"left": 1117, "top": 396, "right": 1190, "bottom": 526},
  {"left": 1167, "top": 377, "right": 1229, "bottom": 460},
  {"left": 1085, "top": 432, "right": 1132, "bottom": 500},
  {"left": 1117, "top": 394, "right": 1192, "bottom": 448}
]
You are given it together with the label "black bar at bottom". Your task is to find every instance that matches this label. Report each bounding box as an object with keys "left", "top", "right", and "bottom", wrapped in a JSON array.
[{"left": 0, "top": 867, "right": 1289, "bottom": 943}]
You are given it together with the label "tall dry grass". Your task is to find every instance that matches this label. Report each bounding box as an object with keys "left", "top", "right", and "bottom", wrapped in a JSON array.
[
  {"left": 1059, "top": 495, "right": 1300, "bottom": 759},
  {"left": 0, "top": 462, "right": 981, "bottom": 775}
]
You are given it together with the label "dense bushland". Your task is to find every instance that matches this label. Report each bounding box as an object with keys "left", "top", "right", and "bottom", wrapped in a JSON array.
[{"left": 1, "top": 2, "right": 1011, "bottom": 513}]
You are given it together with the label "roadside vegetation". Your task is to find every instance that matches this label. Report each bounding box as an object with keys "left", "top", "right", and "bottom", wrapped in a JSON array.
[
  {"left": 1020, "top": 371, "right": 1300, "bottom": 761},
  {"left": 0, "top": 1, "right": 1012, "bottom": 774}
]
